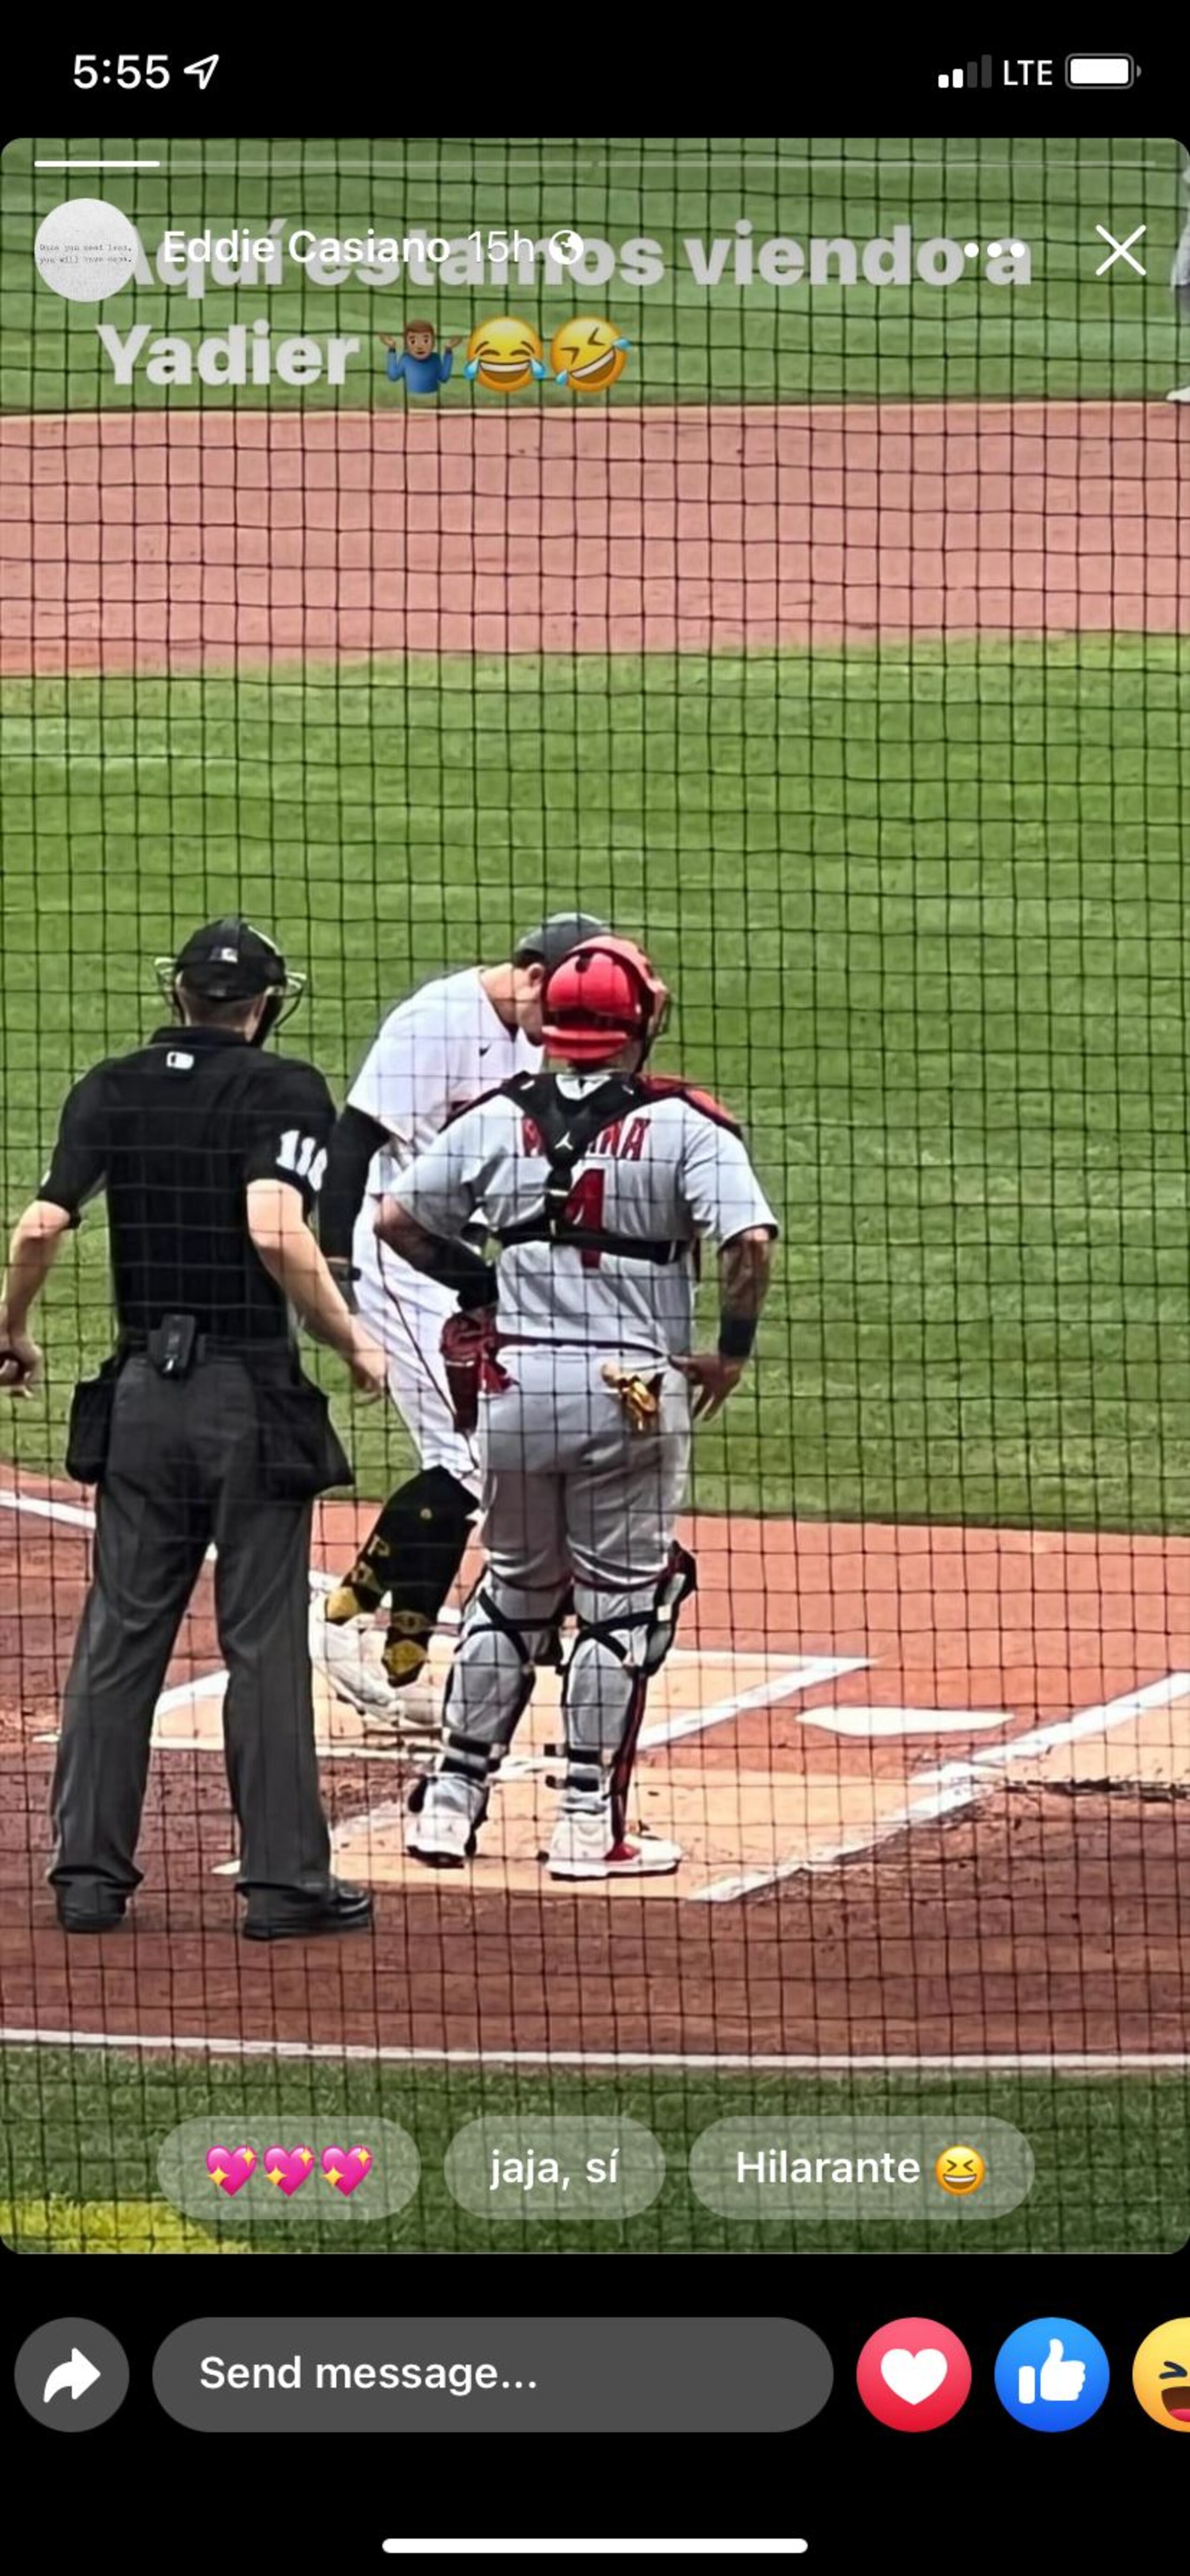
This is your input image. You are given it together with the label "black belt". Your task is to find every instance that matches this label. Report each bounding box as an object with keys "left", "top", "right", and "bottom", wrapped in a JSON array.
[{"left": 118, "top": 1329, "right": 293, "bottom": 1358}]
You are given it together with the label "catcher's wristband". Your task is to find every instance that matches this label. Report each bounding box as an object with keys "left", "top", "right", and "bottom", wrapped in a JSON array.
[{"left": 717, "top": 1315, "right": 756, "bottom": 1361}]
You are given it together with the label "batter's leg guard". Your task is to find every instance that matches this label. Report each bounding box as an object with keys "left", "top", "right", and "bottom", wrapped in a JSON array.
[
  {"left": 557, "top": 1542, "right": 697, "bottom": 1843},
  {"left": 326, "top": 1466, "right": 477, "bottom": 1685},
  {"left": 406, "top": 1575, "right": 568, "bottom": 1867}
]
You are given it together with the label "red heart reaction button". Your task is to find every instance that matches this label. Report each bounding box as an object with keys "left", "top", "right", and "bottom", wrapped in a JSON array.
[{"left": 856, "top": 2317, "right": 972, "bottom": 2430}]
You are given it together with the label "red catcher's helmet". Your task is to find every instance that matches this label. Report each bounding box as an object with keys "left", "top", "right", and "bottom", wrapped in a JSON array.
[{"left": 542, "top": 936, "right": 670, "bottom": 1067}]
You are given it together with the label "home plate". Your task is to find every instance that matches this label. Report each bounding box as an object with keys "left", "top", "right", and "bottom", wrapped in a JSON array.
[{"left": 800, "top": 1706, "right": 1012, "bottom": 1738}]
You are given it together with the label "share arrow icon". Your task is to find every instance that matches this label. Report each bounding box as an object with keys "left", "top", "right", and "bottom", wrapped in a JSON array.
[{"left": 43, "top": 2348, "right": 102, "bottom": 2405}]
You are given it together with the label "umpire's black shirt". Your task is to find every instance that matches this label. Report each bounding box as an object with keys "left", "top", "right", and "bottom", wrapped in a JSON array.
[{"left": 38, "top": 1027, "right": 336, "bottom": 1339}]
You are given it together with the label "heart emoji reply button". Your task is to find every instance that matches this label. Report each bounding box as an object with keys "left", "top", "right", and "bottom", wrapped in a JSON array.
[
  {"left": 205, "top": 2145, "right": 256, "bottom": 2197},
  {"left": 263, "top": 2145, "right": 316, "bottom": 2198},
  {"left": 321, "top": 2144, "right": 372, "bottom": 2196}
]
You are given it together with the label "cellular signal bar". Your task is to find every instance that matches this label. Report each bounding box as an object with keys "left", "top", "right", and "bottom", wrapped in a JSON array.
[{"left": 938, "top": 55, "right": 994, "bottom": 87}]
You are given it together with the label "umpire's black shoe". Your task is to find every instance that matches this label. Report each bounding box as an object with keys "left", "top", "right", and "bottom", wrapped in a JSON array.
[
  {"left": 56, "top": 1896, "right": 129, "bottom": 1935},
  {"left": 241, "top": 1878, "right": 375, "bottom": 1943}
]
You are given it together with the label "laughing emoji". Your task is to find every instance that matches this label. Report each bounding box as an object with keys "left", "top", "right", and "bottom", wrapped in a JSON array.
[
  {"left": 1132, "top": 2320, "right": 1190, "bottom": 2430},
  {"left": 549, "top": 315, "right": 631, "bottom": 393},
  {"left": 934, "top": 2144, "right": 987, "bottom": 2198},
  {"left": 463, "top": 317, "right": 546, "bottom": 393}
]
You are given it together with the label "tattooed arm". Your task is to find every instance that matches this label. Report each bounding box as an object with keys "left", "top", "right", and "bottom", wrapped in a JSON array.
[
  {"left": 718, "top": 1226, "right": 775, "bottom": 1331},
  {"left": 374, "top": 1195, "right": 497, "bottom": 1310},
  {"left": 674, "top": 1225, "right": 776, "bottom": 1420}
]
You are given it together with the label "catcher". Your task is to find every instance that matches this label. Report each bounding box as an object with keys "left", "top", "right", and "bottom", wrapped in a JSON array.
[{"left": 374, "top": 934, "right": 778, "bottom": 1880}]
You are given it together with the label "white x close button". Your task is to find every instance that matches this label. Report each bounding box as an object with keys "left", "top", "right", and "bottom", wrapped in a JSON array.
[{"left": 1095, "top": 223, "right": 1147, "bottom": 276}]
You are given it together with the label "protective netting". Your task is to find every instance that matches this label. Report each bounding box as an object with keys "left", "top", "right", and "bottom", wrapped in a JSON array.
[{"left": 0, "top": 135, "right": 1187, "bottom": 2254}]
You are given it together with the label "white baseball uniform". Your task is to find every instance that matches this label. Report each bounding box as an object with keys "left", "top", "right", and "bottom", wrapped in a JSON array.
[
  {"left": 348, "top": 967, "right": 538, "bottom": 1490},
  {"left": 392, "top": 1070, "right": 777, "bottom": 1812},
  {"left": 1175, "top": 197, "right": 1190, "bottom": 302}
]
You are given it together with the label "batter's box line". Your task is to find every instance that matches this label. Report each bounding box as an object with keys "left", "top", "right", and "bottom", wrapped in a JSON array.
[
  {"left": 33, "top": 1653, "right": 869, "bottom": 1770},
  {"left": 321, "top": 1655, "right": 873, "bottom": 1864},
  {"left": 694, "top": 1670, "right": 1190, "bottom": 1903}
]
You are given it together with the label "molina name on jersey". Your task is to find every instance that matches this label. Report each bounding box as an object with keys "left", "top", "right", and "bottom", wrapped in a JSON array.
[{"left": 394, "top": 1072, "right": 778, "bottom": 1359}]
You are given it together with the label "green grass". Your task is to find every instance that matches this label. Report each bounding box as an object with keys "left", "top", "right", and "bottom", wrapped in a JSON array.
[
  {"left": 0, "top": 2049, "right": 1184, "bottom": 2253},
  {"left": 2, "top": 134, "right": 1185, "bottom": 408},
  {"left": 2, "top": 641, "right": 1187, "bottom": 1529}
]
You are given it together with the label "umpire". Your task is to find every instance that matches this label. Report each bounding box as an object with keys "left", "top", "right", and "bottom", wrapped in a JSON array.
[{"left": 0, "top": 917, "right": 387, "bottom": 1941}]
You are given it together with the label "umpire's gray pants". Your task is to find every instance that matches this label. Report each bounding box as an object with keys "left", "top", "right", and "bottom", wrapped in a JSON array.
[{"left": 50, "top": 1354, "right": 331, "bottom": 1909}]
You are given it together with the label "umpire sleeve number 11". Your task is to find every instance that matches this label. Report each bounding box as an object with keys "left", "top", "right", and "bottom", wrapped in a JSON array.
[{"left": 278, "top": 1128, "right": 329, "bottom": 1193}]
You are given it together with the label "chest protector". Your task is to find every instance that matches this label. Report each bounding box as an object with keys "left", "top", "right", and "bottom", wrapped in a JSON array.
[{"left": 496, "top": 1071, "right": 682, "bottom": 1266}]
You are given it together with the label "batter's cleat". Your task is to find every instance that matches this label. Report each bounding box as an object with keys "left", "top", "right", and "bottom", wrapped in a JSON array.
[
  {"left": 366, "top": 1680, "right": 444, "bottom": 1765},
  {"left": 546, "top": 1813, "right": 682, "bottom": 1881},
  {"left": 310, "top": 1598, "right": 402, "bottom": 1723},
  {"left": 405, "top": 1794, "right": 476, "bottom": 1869},
  {"left": 1167, "top": 385, "right": 1190, "bottom": 402}
]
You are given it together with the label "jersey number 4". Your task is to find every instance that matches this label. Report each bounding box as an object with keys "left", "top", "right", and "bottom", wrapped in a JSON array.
[
  {"left": 564, "top": 1168, "right": 604, "bottom": 1268},
  {"left": 278, "top": 1129, "right": 328, "bottom": 1193}
]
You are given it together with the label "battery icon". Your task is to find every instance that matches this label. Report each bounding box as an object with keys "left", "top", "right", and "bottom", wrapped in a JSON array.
[{"left": 1065, "top": 53, "right": 1135, "bottom": 87}]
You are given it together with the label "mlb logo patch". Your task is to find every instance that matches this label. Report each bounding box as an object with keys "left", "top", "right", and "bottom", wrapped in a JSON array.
[{"left": 166, "top": 1050, "right": 195, "bottom": 1071}]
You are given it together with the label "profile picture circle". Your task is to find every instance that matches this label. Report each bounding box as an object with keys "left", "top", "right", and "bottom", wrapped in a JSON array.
[{"left": 34, "top": 197, "right": 139, "bottom": 303}]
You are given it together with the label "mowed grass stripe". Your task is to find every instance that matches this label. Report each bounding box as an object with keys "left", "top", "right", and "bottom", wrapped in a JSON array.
[{"left": 1, "top": 639, "right": 1186, "bottom": 1530}]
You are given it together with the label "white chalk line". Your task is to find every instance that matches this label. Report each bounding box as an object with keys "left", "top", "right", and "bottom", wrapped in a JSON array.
[
  {"left": 10, "top": 1482, "right": 1185, "bottom": 1945},
  {"left": 694, "top": 1671, "right": 1190, "bottom": 1903},
  {"left": 6, "top": 1492, "right": 1185, "bottom": 2079},
  {"left": 5, "top": 1486, "right": 447, "bottom": 1737},
  {"left": 0, "top": 1487, "right": 95, "bottom": 1533},
  {"left": 35, "top": 1650, "right": 867, "bottom": 1768},
  {"left": 4, "top": 1483, "right": 869, "bottom": 1774},
  {"left": 0, "top": 2026, "right": 1184, "bottom": 2076}
]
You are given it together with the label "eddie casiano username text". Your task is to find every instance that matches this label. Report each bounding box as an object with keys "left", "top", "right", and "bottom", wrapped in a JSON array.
[{"left": 162, "top": 228, "right": 567, "bottom": 267}]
